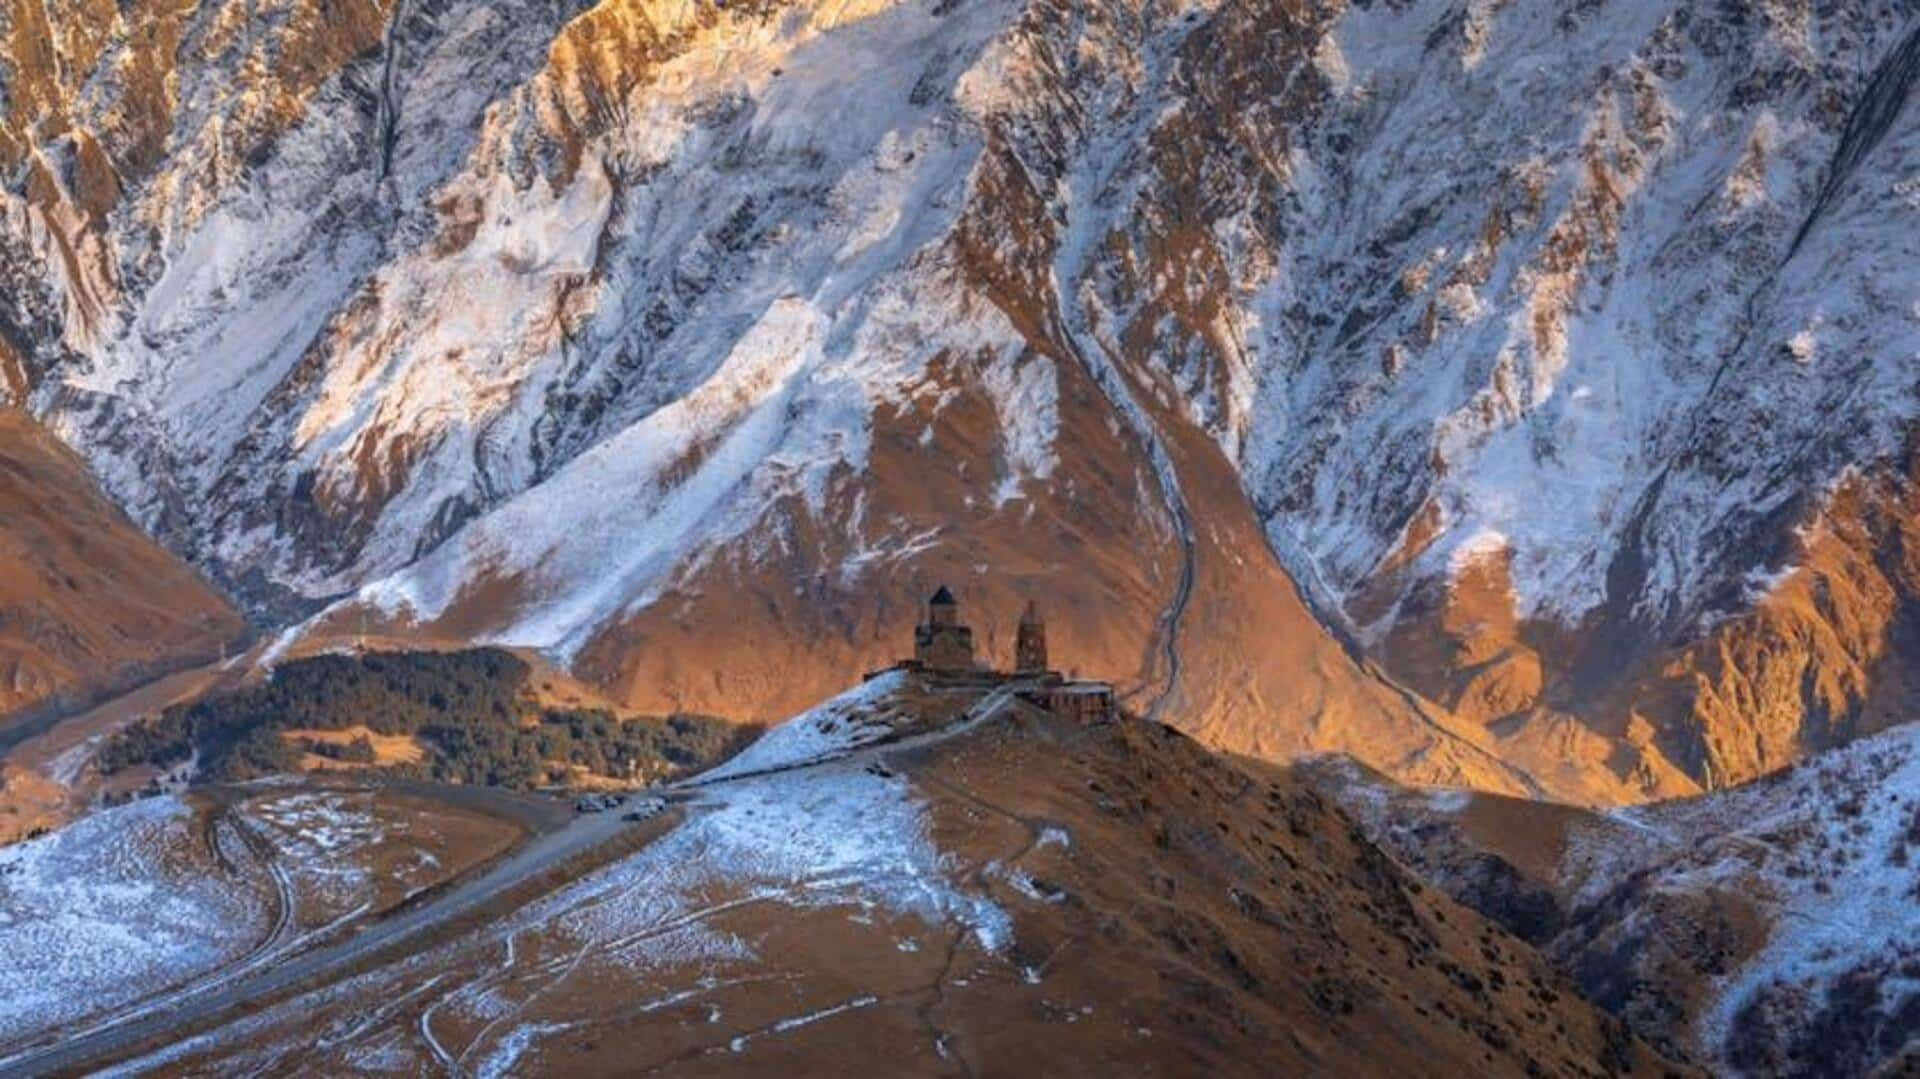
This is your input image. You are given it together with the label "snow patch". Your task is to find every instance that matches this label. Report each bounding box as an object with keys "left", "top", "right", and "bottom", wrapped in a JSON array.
[
  {"left": 504, "top": 755, "right": 1014, "bottom": 986},
  {"left": 0, "top": 798, "right": 267, "bottom": 1043},
  {"left": 696, "top": 671, "right": 908, "bottom": 782},
  {"left": 979, "top": 351, "right": 1061, "bottom": 506}
]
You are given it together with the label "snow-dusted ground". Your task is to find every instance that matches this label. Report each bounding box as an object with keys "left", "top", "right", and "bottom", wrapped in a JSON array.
[
  {"left": 530, "top": 758, "right": 1011, "bottom": 960},
  {"left": 372, "top": 750, "right": 1012, "bottom": 1071},
  {"left": 0, "top": 797, "right": 266, "bottom": 1044},
  {"left": 245, "top": 791, "right": 388, "bottom": 862},
  {"left": 0, "top": 782, "right": 495, "bottom": 1059},
  {"left": 240, "top": 789, "right": 390, "bottom": 916},
  {"left": 695, "top": 671, "right": 909, "bottom": 782},
  {"left": 100, "top": 686, "right": 1016, "bottom": 1073},
  {"left": 468, "top": 674, "right": 1008, "bottom": 1004},
  {"left": 1566, "top": 724, "right": 1920, "bottom": 1067}
]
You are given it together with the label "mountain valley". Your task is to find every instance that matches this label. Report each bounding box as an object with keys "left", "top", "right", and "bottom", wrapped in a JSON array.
[
  {"left": 0, "top": 0, "right": 1912, "bottom": 802},
  {"left": 0, "top": 0, "right": 1914, "bottom": 1073}
]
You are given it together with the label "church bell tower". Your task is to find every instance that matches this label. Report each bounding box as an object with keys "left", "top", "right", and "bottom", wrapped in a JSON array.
[{"left": 1015, "top": 599, "right": 1049, "bottom": 674}]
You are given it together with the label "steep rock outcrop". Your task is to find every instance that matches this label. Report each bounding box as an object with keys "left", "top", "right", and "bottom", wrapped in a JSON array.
[{"left": 1305, "top": 724, "right": 1920, "bottom": 1076}]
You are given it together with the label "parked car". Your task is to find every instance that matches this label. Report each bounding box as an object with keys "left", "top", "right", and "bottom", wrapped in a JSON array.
[
  {"left": 574, "top": 792, "right": 627, "bottom": 814},
  {"left": 621, "top": 797, "right": 668, "bottom": 822}
]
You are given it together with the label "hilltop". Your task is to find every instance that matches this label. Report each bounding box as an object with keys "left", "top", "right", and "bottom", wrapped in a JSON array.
[{"left": 0, "top": 669, "right": 1687, "bottom": 1075}]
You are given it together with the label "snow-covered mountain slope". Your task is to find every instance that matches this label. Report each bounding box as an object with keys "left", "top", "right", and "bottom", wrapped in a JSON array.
[
  {"left": 0, "top": 408, "right": 243, "bottom": 725},
  {"left": 1259, "top": 0, "right": 1920, "bottom": 794},
  {"left": 1303, "top": 723, "right": 1920, "bottom": 1076},
  {"left": 2, "top": 0, "right": 1914, "bottom": 800}
]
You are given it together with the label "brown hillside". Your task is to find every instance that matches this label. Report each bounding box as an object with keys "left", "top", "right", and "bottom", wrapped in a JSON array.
[
  {"left": 0, "top": 408, "right": 245, "bottom": 725},
  {"left": 136, "top": 705, "right": 1691, "bottom": 1076}
]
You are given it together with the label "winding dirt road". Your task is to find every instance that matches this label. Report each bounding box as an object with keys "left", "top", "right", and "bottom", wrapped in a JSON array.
[
  {"left": 0, "top": 801, "right": 642, "bottom": 1077},
  {"left": 0, "top": 685, "right": 1027, "bottom": 1076}
]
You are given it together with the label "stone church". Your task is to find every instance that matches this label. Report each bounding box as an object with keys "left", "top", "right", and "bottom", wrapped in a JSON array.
[
  {"left": 886, "top": 584, "right": 1112, "bottom": 722},
  {"left": 911, "top": 585, "right": 1048, "bottom": 676},
  {"left": 913, "top": 585, "right": 976, "bottom": 671}
]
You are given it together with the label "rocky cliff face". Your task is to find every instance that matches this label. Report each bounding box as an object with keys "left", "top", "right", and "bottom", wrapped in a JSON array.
[
  {"left": 1, "top": 0, "right": 1913, "bottom": 800},
  {"left": 1277, "top": 1, "right": 1920, "bottom": 794}
]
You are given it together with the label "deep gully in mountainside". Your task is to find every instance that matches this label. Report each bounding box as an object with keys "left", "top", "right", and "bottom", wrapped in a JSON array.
[
  {"left": 1032, "top": 16, "right": 1210, "bottom": 724},
  {"left": 1785, "top": 18, "right": 1920, "bottom": 262},
  {"left": 376, "top": 0, "right": 411, "bottom": 181},
  {"left": 1044, "top": 293, "right": 1197, "bottom": 725}
]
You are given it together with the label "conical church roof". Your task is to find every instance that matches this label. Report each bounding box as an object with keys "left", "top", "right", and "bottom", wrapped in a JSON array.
[{"left": 929, "top": 585, "right": 957, "bottom": 605}]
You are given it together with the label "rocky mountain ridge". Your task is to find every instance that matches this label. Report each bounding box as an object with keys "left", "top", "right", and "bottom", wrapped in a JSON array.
[
  {"left": 1302, "top": 721, "right": 1920, "bottom": 1076},
  {"left": 2, "top": 0, "right": 1914, "bottom": 802}
]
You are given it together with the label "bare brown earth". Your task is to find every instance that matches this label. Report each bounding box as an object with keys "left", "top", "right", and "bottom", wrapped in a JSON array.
[
  {"left": 560, "top": 355, "right": 1541, "bottom": 798},
  {"left": 0, "top": 408, "right": 246, "bottom": 731},
  {"left": 118, "top": 707, "right": 1687, "bottom": 1077},
  {"left": 547, "top": 348, "right": 1183, "bottom": 726},
  {"left": 289, "top": 726, "right": 431, "bottom": 769},
  {"left": 0, "top": 654, "right": 242, "bottom": 844}
]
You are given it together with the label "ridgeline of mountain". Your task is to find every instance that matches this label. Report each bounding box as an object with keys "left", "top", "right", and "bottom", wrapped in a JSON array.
[
  {"left": 0, "top": 0, "right": 1914, "bottom": 802},
  {"left": 0, "top": 669, "right": 1694, "bottom": 1076}
]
